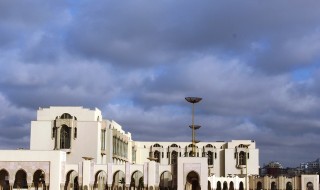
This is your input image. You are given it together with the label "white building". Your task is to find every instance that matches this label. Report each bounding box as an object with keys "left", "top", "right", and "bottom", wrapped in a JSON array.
[{"left": 0, "top": 106, "right": 317, "bottom": 190}]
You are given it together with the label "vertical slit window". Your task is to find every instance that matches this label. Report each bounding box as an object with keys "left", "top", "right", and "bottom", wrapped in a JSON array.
[
  {"left": 60, "top": 125, "right": 71, "bottom": 149},
  {"left": 74, "top": 128, "right": 77, "bottom": 139}
]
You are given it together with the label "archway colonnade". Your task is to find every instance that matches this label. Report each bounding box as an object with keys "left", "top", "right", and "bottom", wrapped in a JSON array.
[{"left": 0, "top": 168, "right": 48, "bottom": 190}]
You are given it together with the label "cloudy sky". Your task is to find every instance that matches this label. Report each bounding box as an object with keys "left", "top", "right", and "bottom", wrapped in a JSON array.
[{"left": 1, "top": 0, "right": 320, "bottom": 167}]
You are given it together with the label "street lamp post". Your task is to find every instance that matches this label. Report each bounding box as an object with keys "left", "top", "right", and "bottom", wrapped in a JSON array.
[
  {"left": 185, "top": 97, "right": 202, "bottom": 157},
  {"left": 243, "top": 145, "right": 250, "bottom": 190}
]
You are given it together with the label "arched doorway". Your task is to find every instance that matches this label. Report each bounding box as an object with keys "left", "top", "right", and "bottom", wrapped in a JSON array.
[
  {"left": 186, "top": 171, "right": 200, "bottom": 190},
  {"left": 160, "top": 171, "right": 172, "bottom": 190},
  {"left": 217, "top": 181, "right": 221, "bottom": 190},
  {"left": 13, "top": 169, "right": 28, "bottom": 189},
  {"left": 271, "top": 182, "right": 277, "bottom": 190},
  {"left": 239, "top": 182, "right": 244, "bottom": 190},
  {"left": 64, "top": 170, "right": 79, "bottom": 190},
  {"left": 307, "top": 182, "right": 313, "bottom": 190},
  {"left": 33, "top": 169, "right": 46, "bottom": 190},
  {"left": 257, "top": 182, "right": 262, "bottom": 190},
  {"left": 223, "top": 181, "right": 228, "bottom": 190},
  {"left": 229, "top": 182, "right": 234, "bottom": 190},
  {"left": 130, "top": 171, "right": 143, "bottom": 190},
  {"left": 113, "top": 170, "right": 125, "bottom": 190},
  {"left": 94, "top": 170, "right": 107, "bottom": 190},
  {"left": 0, "top": 169, "right": 9, "bottom": 190},
  {"left": 286, "top": 182, "right": 292, "bottom": 190}
]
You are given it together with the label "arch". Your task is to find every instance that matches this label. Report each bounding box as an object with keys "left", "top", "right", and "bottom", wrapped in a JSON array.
[
  {"left": 271, "top": 182, "right": 277, "bottom": 190},
  {"left": 0, "top": 169, "right": 9, "bottom": 190},
  {"left": 171, "top": 151, "right": 178, "bottom": 164},
  {"left": 13, "top": 169, "right": 28, "bottom": 189},
  {"left": 186, "top": 171, "right": 200, "bottom": 190},
  {"left": 307, "top": 182, "right": 313, "bottom": 190},
  {"left": 130, "top": 170, "right": 143, "bottom": 190},
  {"left": 229, "top": 181, "right": 234, "bottom": 190},
  {"left": 61, "top": 113, "right": 73, "bottom": 119},
  {"left": 64, "top": 170, "right": 79, "bottom": 190},
  {"left": 188, "top": 144, "right": 195, "bottom": 148},
  {"left": 33, "top": 169, "right": 45, "bottom": 189},
  {"left": 206, "top": 144, "right": 213, "bottom": 148},
  {"left": 217, "top": 181, "right": 222, "bottom": 190},
  {"left": 60, "top": 125, "right": 71, "bottom": 149},
  {"left": 171, "top": 144, "right": 178, "bottom": 147},
  {"left": 113, "top": 170, "right": 125, "bottom": 190},
  {"left": 223, "top": 181, "right": 228, "bottom": 190},
  {"left": 257, "top": 181, "right": 262, "bottom": 190},
  {"left": 153, "top": 143, "right": 161, "bottom": 147},
  {"left": 286, "top": 182, "right": 292, "bottom": 190},
  {"left": 239, "top": 151, "right": 246, "bottom": 165},
  {"left": 239, "top": 182, "right": 244, "bottom": 190},
  {"left": 93, "top": 170, "right": 107, "bottom": 190},
  {"left": 159, "top": 171, "right": 172, "bottom": 190}
]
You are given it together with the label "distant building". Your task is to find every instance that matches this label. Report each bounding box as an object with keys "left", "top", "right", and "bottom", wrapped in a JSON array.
[
  {"left": 0, "top": 106, "right": 318, "bottom": 190},
  {"left": 260, "top": 161, "right": 284, "bottom": 177},
  {"left": 301, "top": 159, "right": 320, "bottom": 174}
]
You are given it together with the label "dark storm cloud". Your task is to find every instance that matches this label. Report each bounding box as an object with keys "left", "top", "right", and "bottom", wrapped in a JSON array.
[
  {"left": 65, "top": 1, "right": 320, "bottom": 72},
  {"left": 1, "top": 0, "right": 320, "bottom": 167}
]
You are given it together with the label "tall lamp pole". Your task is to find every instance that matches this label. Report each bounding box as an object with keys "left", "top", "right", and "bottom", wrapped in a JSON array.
[
  {"left": 185, "top": 97, "right": 202, "bottom": 157},
  {"left": 243, "top": 144, "right": 250, "bottom": 190}
]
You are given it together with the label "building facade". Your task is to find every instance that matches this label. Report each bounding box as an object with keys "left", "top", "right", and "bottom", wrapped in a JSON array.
[{"left": 0, "top": 106, "right": 317, "bottom": 190}]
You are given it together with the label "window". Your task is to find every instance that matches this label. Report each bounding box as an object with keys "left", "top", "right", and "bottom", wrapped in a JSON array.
[
  {"left": 239, "top": 151, "right": 246, "bottom": 165},
  {"left": 171, "top": 151, "right": 178, "bottom": 164},
  {"left": 74, "top": 128, "right": 77, "bottom": 139},
  {"left": 60, "top": 125, "right": 71, "bottom": 149},
  {"left": 307, "top": 182, "right": 313, "bottom": 190},
  {"left": 153, "top": 143, "right": 161, "bottom": 147},
  {"left": 52, "top": 127, "right": 56, "bottom": 138},
  {"left": 132, "top": 147, "right": 136, "bottom": 163},
  {"left": 101, "top": 130, "right": 106, "bottom": 150},
  {"left": 154, "top": 151, "right": 160, "bottom": 163},
  {"left": 208, "top": 151, "right": 214, "bottom": 165},
  {"left": 60, "top": 113, "right": 72, "bottom": 119}
]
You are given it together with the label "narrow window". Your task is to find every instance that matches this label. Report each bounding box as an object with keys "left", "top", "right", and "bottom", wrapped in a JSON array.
[
  {"left": 154, "top": 151, "right": 160, "bottom": 163},
  {"left": 101, "top": 130, "right": 106, "bottom": 150},
  {"left": 239, "top": 151, "right": 246, "bottom": 165},
  {"left": 208, "top": 151, "right": 214, "bottom": 165},
  {"left": 60, "top": 125, "right": 71, "bottom": 149},
  {"left": 171, "top": 151, "right": 178, "bottom": 164},
  {"left": 74, "top": 128, "right": 77, "bottom": 139},
  {"left": 52, "top": 127, "right": 56, "bottom": 138}
]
